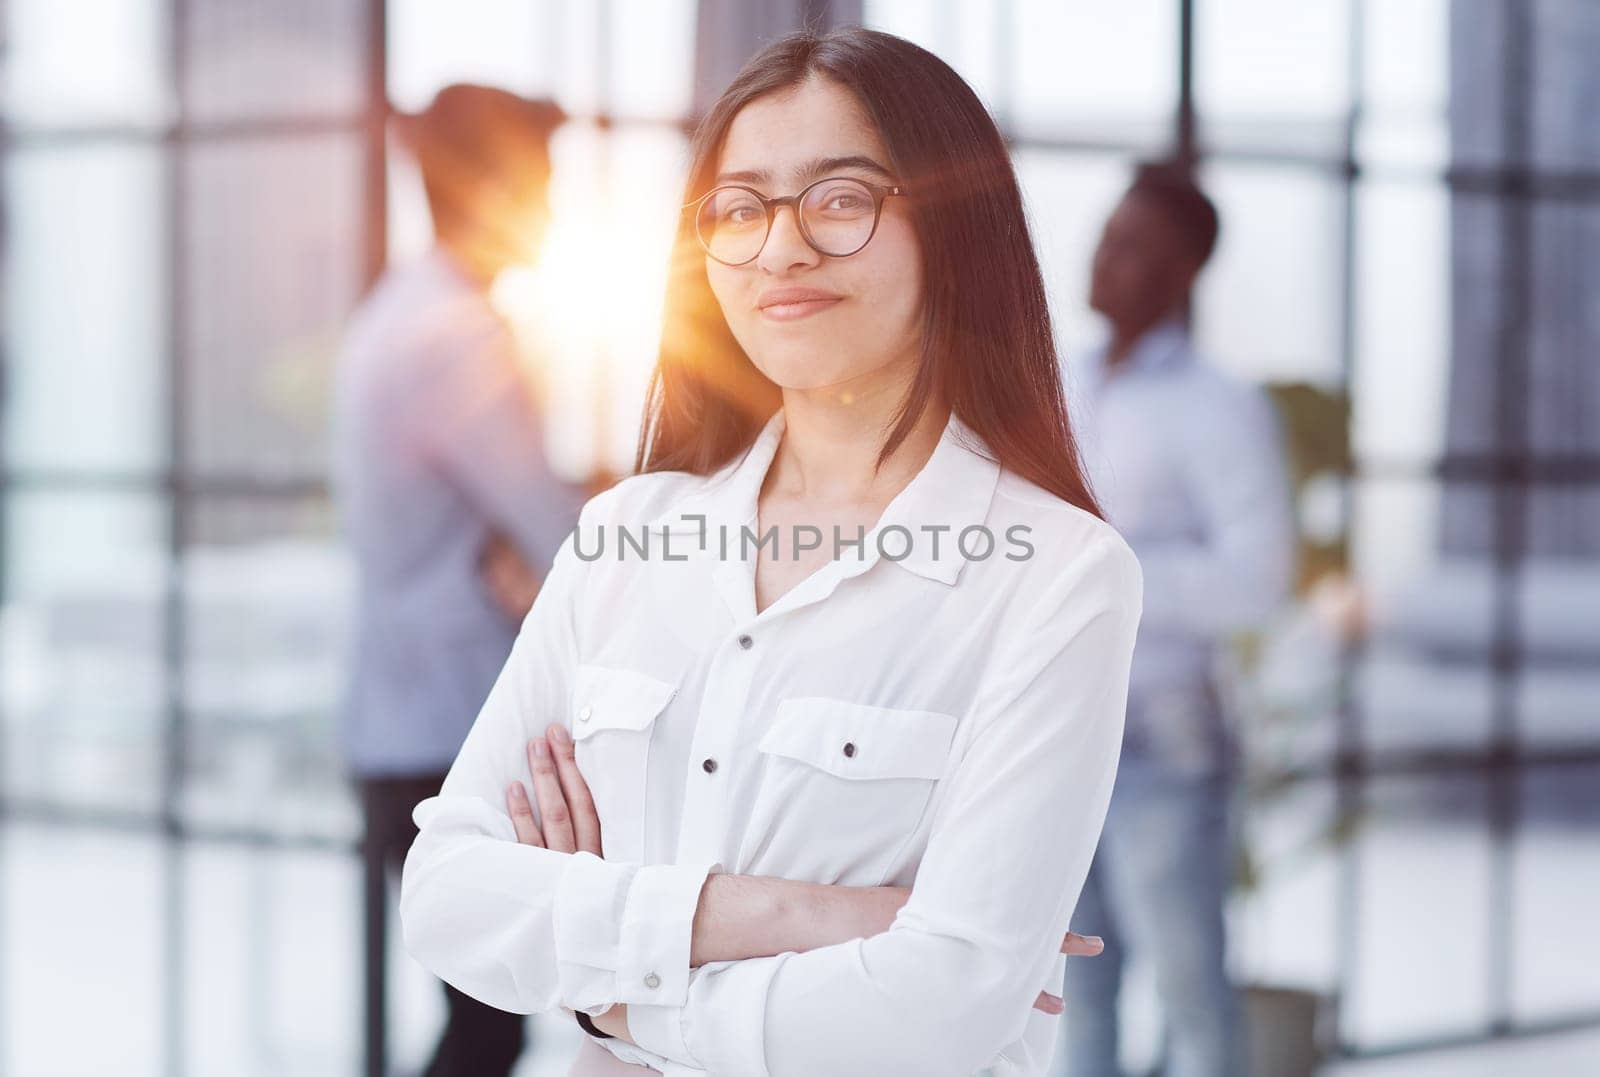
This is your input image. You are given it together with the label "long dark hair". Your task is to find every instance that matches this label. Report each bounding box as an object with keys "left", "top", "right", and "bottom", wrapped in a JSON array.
[{"left": 634, "top": 26, "right": 1101, "bottom": 519}]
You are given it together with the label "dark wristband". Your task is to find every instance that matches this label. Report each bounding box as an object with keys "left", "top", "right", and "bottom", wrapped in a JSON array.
[{"left": 574, "top": 1010, "right": 615, "bottom": 1040}]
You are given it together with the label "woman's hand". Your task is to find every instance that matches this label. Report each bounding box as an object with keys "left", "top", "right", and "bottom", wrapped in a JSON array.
[
  {"left": 505, "top": 724, "right": 603, "bottom": 856},
  {"left": 506, "top": 727, "right": 637, "bottom": 1044}
]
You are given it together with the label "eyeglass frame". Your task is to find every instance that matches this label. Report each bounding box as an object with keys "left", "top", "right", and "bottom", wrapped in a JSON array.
[{"left": 683, "top": 175, "right": 908, "bottom": 266}]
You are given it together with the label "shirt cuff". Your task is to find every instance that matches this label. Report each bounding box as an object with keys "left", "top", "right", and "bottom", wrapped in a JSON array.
[
  {"left": 627, "top": 1002, "right": 692, "bottom": 1066},
  {"left": 680, "top": 953, "right": 789, "bottom": 1077},
  {"left": 552, "top": 852, "right": 719, "bottom": 1010},
  {"left": 616, "top": 858, "right": 720, "bottom": 1005}
]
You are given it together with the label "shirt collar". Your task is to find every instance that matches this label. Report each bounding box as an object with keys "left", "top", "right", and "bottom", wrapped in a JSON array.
[
  {"left": 647, "top": 406, "right": 1001, "bottom": 587},
  {"left": 1084, "top": 317, "right": 1193, "bottom": 384}
]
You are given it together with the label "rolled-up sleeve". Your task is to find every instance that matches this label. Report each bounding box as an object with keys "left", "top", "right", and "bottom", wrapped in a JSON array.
[
  {"left": 631, "top": 533, "right": 1144, "bottom": 1076},
  {"left": 398, "top": 523, "right": 715, "bottom": 1015}
]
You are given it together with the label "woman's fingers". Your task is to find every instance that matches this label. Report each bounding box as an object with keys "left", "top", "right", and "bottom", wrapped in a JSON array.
[
  {"left": 1025, "top": 933, "right": 1098, "bottom": 1015},
  {"left": 1062, "top": 931, "right": 1104, "bottom": 956},
  {"left": 546, "top": 725, "right": 604, "bottom": 857},
  {"left": 526, "top": 735, "right": 577, "bottom": 853},
  {"left": 506, "top": 781, "right": 545, "bottom": 846}
]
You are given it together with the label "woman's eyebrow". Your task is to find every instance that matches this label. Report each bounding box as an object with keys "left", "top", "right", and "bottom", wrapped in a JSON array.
[{"left": 713, "top": 154, "right": 893, "bottom": 187}]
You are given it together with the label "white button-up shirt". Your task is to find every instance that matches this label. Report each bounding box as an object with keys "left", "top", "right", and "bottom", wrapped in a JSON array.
[{"left": 400, "top": 407, "right": 1144, "bottom": 1076}]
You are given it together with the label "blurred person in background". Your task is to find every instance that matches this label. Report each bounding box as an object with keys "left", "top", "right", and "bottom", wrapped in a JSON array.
[
  {"left": 332, "top": 83, "right": 584, "bottom": 1077},
  {"left": 1054, "top": 163, "right": 1295, "bottom": 1077}
]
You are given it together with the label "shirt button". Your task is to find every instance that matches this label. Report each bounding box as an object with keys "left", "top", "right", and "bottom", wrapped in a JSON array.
[
  {"left": 578, "top": 705, "right": 593, "bottom": 724},
  {"left": 843, "top": 742, "right": 857, "bottom": 758},
  {"left": 702, "top": 758, "right": 718, "bottom": 774},
  {"left": 644, "top": 972, "right": 661, "bottom": 990},
  {"left": 737, "top": 633, "right": 753, "bottom": 650}
]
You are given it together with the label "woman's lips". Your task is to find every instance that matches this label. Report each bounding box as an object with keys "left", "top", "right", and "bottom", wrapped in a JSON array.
[{"left": 759, "top": 297, "right": 843, "bottom": 322}]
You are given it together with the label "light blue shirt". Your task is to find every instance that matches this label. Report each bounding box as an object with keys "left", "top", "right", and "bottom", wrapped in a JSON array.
[
  {"left": 1067, "top": 319, "right": 1294, "bottom": 749},
  {"left": 332, "top": 249, "right": 584, "bottom": 777}
]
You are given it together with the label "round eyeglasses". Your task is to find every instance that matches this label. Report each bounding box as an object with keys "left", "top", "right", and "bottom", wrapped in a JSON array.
[{"left": 685, "top": 176, "right": 907, "bottom": 266}]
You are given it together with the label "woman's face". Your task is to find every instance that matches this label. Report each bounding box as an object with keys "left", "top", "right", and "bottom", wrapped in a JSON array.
[{"left": 704, "top": 76, "right": 924, "bottom": 394}]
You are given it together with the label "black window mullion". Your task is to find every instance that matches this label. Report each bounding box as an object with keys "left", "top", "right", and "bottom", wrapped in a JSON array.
[{"left": 162, "top": 0, "right": 194, "bottom": 1072}]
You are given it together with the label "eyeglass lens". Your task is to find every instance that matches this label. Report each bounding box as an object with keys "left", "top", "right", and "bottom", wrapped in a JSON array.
[{"left": 695, "top": 178, "right": 880, "bottom": 264}]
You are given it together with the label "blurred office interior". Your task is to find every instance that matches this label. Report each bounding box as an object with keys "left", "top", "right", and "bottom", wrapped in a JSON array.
[{"left": 0, "top": 1, "right": 1596, "bottom": 1075}]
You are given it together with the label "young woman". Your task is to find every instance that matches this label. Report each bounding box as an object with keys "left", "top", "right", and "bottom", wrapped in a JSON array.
[{"left": 400, "top": 27, "right": 1142, "bottom": 1077}]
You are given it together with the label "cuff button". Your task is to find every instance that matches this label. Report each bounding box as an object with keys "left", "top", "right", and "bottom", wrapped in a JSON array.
[{"left": 643, "top": 972, "right": 662, "bottom": 990}]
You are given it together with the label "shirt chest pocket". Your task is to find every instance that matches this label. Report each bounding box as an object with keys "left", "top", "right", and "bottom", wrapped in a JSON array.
[
  {"left": 737, "top": 698, "right": 959, "bottom": 884},
  {"left": 569, "top": 664, "right": 677, "bottom": 864}
]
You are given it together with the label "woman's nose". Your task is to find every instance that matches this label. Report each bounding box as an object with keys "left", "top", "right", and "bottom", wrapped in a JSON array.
[{"left": 757, "top": 203, "right": 820, "bottom": 272}]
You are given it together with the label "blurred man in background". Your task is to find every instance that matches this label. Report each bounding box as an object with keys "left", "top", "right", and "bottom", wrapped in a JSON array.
[
  {"left": 1055, "top": 163, "right": 1295, "bottom": 1077},
  {"left": 333, "top": 84, "right": 583, "bottom": 1077}
]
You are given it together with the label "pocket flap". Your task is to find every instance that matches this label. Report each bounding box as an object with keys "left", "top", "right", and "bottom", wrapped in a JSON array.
[
  {"left": 758, "top": 699, "right": 958, "bottom": 780},
  {"left": 570, "top": 664, "right": 678, "bottom": 740}
]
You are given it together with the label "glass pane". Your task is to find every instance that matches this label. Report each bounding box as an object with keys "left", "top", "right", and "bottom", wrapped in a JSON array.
[
  {"left": 1528, "top": 199, "right": 1600, "bottom": 461},
  {"left": 1354, "top": 646, "right": 1495, "bottom": 755},
  {"left": 1439, "top": 193, "right": 1505, "bottom": 459},
  {"left": 1009, "top": 0, "right": 1176, "bottom": 146},
  {"left": 1525, "top": 485, "right": 1600, "bottom": 561},
  {"left": 1195, "top": 161, "right": 1345, "bottom": 384},
  {"left": 1517, "top": 653, "right": 1600, "bottom": 748},
  {"left": 608, "top": 0, "right": 696, "bottom": 120},
  {"left": 553, "top": 0, "right": 606, "bottom": 116},
  {"left": 1352, "top": 521, "right": 1600, "bottom": 751},
  {"left": 1, "top": 0, "right": 170, "bottom": 128},
  {"left": 1346, "top": 775, "right": 1493, "bottom": 1045},
  {"left": 184, "top": 133, "right": 366, "bottom": 481},
  {"left": 184, "top": 0, "right": 368, "bottom": 122},
  {"left": 1512, "top": 765, "right": 1600, "bottom": 1020},
  {"left": 864, "top": 0, "right": 940, "bottom": 54},
  {"left": 1, "top": 825, "right": 164, "bottom": 1077},
  {"left": 516, "top": 123, "right": 689, "bottom": 478},
  {"left": 1447, "top": 0, "right": 1509, "bottom": 171},
  {"left": 864, "top": 0, "right": 1011, "bottom": 121},
  {"left": 384, "top": 125, "right": 436, "bottom": 267},
  {"left": 183, "top": 844, "right": 361, "bottom": 1075},
  {"left": 3, "top": 145, "right": 168, "bottom": 475},
  {"left": 1356, "top": 0, "right": 1449, "bottom": 169},
  {"left": 387, "top": 0, "right": 551, "bottom": 112},
  {"left": 1234, "top": 778, "right": 1341, "bottom": 994},
  {"left": 179, "top": 495, "right": 356, "bottom": 840},
  {"left": 1012, "top": 149, "right": 1140, "bottom": 362},
  {"left": 0, "top": 491, "right": 167, "bottom": 815},
  {"left": 1353, "top": 477, "right": 1495, "bottom": 754},
  {"left": 1352, "top": 181, "right": 1450, "bottom": 465},
  {"left": 1528, "top": 0, "right": 1600, "bottom": 172},
  {"left": 597, "top": 126, "right": 688, "bottom": 473},
  {"left": 1197, "top": 0, "right": 1350, "bottom": 156},
  {"left": 1525, "top": 197, "right": 1600, "bottom": 561}
]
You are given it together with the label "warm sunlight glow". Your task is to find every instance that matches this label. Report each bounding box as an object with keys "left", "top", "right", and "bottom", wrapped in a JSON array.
[{"left": 489, "top": 170, "right": 679, "bottom": 474}]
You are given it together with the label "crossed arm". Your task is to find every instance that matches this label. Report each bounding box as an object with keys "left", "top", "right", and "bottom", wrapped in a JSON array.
[{"left": 506, "top": 724, "right": 1104, "bottom": 1044}]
